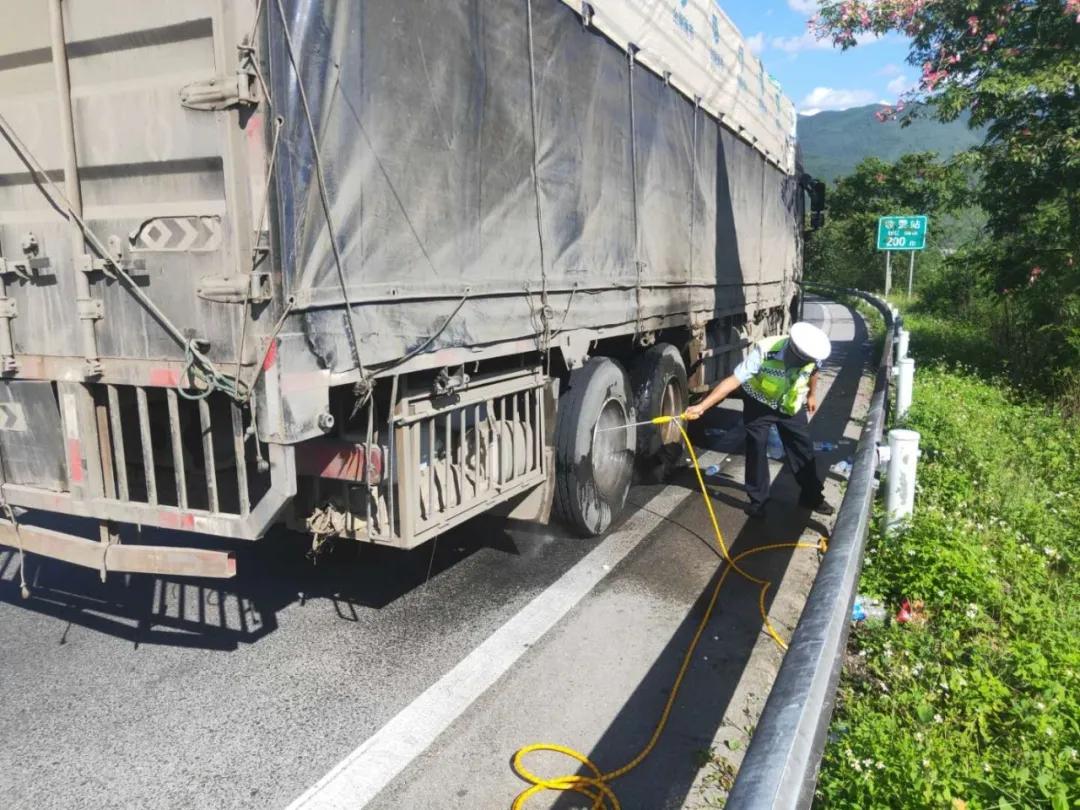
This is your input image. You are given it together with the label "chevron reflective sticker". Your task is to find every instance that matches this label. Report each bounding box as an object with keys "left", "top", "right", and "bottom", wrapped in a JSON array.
[
  {"left": 130, "top": 216, "right": 223, "bottom": 253},
  {"left": 0, "top": 402, "right": 27, "bottom": 432}
]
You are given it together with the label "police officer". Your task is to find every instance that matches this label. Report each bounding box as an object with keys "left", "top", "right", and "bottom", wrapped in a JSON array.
[{"left": 684, "top": 322, "right": 835, "bottom": 519}]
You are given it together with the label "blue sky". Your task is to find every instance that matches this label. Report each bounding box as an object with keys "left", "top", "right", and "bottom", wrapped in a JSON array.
[{"left": 719, "top": 0, "right": 915, "bottom": 115}]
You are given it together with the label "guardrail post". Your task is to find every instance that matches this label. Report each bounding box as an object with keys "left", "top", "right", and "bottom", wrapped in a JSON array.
[
  {"left": 895, "top": 327, "right": 909, "bottom": 363},
  {"left": 895, "top": 357, "right": 914, "bottom": 419},
  {"left": 884, "top": 428, "right": 920, "bottom": 533}
]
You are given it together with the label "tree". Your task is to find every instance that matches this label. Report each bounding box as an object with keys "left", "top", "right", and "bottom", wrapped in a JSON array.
[{"left": 812, "top": 0, "right": 1080, "bottom": 398}]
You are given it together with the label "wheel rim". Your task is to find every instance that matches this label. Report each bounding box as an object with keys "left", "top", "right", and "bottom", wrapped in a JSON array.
[
  {"left": 591, "top": 397, "right": 631, "bottom": 499},
  {"left": 658, "top": 379, "right": 684, "bottom": 445}
]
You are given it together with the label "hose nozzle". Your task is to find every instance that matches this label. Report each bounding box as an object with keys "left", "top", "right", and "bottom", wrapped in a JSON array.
[{"left": 651, "top": 414, "right": 691, "bottom": 425}]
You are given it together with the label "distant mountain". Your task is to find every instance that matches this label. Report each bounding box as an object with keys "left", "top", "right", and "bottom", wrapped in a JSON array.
[{"left": 797, "top": 104, "right": 986, "bottom": 182}]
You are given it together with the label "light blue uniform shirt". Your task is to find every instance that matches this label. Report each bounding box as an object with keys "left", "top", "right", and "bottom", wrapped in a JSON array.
[{"left": 733, "top": 341, "right": 822, "bottom": 384}]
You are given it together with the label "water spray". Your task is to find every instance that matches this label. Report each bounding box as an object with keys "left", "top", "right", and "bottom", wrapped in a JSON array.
[{"left": 595, "top": 415, "right": 683, "bottom": 433}]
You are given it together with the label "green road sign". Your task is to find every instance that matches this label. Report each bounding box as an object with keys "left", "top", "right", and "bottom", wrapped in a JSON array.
[{"left": 877, "top": 215, "right": 928, "bottom": 251}]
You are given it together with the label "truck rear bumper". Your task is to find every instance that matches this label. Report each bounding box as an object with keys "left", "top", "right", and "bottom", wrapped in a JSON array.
[
  {"left": 0, "top": 518, "right": 237, "bottom": 579},
  {"left": 1, "top": 475, "right": 290, "bottom": 541},
  {"left": 0, "top": 379, "right": 297, "bottom": 543}
]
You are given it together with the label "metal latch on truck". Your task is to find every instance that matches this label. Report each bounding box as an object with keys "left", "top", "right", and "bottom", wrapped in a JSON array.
[
  {"left": 0, "top": 233, "right": 51, "bottom": 282},
  {"left": 180, "top": 67, "right": 259, "bottom": 112}
]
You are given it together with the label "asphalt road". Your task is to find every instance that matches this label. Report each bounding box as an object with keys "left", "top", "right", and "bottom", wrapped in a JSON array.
[{"left": 0, "top": 300, "right": 871, "bottom": 810}]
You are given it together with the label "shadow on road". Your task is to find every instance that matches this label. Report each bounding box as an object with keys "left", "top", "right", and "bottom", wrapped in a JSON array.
[
  {"left": 0, "top": 510, "right": 530, "bottom": 651},
  {"left": 0, "top": 461, "right": 690, "bottom": 654}
]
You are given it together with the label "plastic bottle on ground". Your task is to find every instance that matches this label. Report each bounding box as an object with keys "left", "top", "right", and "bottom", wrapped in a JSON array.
[
  {"left": 851, "top": 600, "right": 867, "bottom": 622},
  {"left": 703, "top": 464, "right": 722, "bottom": 477},
  {"left": 767, "top": 424, "right": 784, "bottom": 460},
  {"left": 830, "top": 458, "right": 854, "bottom": 478},
  {"left": 852, "top": 594, "right": 887, "bottom": 626}
]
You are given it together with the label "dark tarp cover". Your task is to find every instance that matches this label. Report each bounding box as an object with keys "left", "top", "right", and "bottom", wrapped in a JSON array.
[{"left": 265, "top": 0, "right": 801, "bottom": 374}]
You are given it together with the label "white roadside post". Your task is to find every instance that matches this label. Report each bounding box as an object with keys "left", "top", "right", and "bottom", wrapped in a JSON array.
[
  {"left": 896, "top": 327, "right": 910, "bottom": 363},
  {"left": 884, "top": 428, "right": 921, "bottom": 533},
  {"left": 895, "top": 357, "right": 915, "bottom": 419}
]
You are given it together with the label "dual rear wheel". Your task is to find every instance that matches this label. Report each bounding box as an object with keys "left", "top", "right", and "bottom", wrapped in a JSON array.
[{"left": 553, "top": 345, "right": 688, "bottom": 537}]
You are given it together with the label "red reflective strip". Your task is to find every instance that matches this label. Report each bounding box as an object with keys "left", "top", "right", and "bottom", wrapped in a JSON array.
[
  {"left": 67, "top": 439, "right": 83, "bottom": 483},
  {"left": 295, "top": 441, "right": 381, "bottom": 483},
  {"left": 150, "top": 368, "right": 180, "bottom": 387},
  {"left": 158, "top": 511, "right": 196, "bottom": 530},
  {"left": 262, "top": 340, "right": 278, "bottom": 371}
]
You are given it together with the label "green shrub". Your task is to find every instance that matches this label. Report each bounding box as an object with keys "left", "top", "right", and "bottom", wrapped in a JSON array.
[{"left": 815, "top": 314, "right": 1080, "bottom": 809}]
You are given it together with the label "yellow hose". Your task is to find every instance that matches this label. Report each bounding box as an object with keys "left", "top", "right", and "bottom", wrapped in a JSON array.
[{"left": 510, "top": 416, "right": 826, "bottom": 810}]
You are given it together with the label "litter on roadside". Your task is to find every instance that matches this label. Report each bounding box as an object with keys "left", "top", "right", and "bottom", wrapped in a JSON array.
[
  {"left": 830, "top": 458, "right": 854, "bottom": 478},
  {"left": 852, "top": 595, "right": 887, "bottom": 626},
  {"left": 896, "top": 598, "right": 928, "bottom": 627}
]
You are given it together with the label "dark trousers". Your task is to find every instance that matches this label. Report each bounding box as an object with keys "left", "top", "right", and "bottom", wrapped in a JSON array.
[{"left": 743, "top": 397, "right": 824, "bottom": 507}]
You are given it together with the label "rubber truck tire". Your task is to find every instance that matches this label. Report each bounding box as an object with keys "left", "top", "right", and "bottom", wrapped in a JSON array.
[
  {"left": 553, "top": 357, "right": 636, "bottom": 537},
  {"left": 629, "top": 343, "right": 688, "bottom": 463}
]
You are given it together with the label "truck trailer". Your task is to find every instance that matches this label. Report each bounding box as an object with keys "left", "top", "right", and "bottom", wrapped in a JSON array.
[{"left": 0, "top": 0, "right": 806, "bottom": 579}]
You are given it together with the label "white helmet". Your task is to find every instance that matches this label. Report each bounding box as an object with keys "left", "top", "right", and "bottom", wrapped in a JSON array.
[{"left": 789, "top": 321, "right": 831, "bottom": 363}]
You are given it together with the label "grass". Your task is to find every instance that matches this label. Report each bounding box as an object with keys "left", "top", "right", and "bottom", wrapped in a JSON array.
[{"left": 814, "top": 310, "right": 1080, "bottom": 809}]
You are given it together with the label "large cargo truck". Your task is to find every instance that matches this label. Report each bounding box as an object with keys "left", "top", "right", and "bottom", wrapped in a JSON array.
[{"left": 0, "top": 0, "right": 806, "bottom": 579}]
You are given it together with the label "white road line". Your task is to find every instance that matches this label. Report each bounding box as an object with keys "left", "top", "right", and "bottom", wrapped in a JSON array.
[{"left": 285, "top": 480, "right": 703, "bottom": 810}]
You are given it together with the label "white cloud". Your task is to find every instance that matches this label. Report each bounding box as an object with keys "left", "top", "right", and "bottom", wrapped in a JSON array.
[
  {"left": 787, "top": 0, "right": 819, "bottom": 13},
  {"left": 771, "top": 31, "right": 829, "bottom": 54},
  {"left": 878, "top": 63, "right": 904, "bottom": 77},
  {"left": 746, "top": 32, "right": 766, "bottom": 55},
  {"left": 798, "top": 86, "right": 878, "bottom": 114},
  {"left": 772, "top": 30, "right": 879, "bottom": 54},
  {"left": 886, "top": 74, "right": 913, "bottom": 96}
]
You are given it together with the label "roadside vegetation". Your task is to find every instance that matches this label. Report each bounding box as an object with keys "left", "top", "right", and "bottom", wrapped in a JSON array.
[
  {"left": 800, "top": 3, "right": 1079, "bottom": 806},
  {"left": 816, "top": 310, "right": 1080, "bottom": 809}
]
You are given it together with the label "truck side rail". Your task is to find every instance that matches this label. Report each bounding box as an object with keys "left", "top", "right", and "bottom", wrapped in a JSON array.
[{"left": 725, "top": 287, "right": 895, "bottom": 809}]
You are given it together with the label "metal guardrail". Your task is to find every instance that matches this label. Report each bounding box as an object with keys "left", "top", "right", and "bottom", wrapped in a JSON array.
[{"left": 726, "top": 286, "right": 896, "bottom": 809}]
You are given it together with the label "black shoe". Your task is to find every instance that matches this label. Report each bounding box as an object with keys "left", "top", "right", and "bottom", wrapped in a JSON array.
[
  {"left": 743, "top": 501, "right": 768, "bottom": 519},
  {"left": 799, "top": 491, "right": 835, "bottom": 515}
]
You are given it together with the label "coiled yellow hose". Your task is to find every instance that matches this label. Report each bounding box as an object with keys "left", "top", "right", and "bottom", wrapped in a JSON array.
[{"left": 510, "top": 416, "right": 826, "bottom": 809}]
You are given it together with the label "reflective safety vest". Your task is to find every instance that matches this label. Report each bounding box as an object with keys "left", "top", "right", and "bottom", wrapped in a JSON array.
[{"left": 742, "top": 337, "right": 817, "bottom": 416}]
